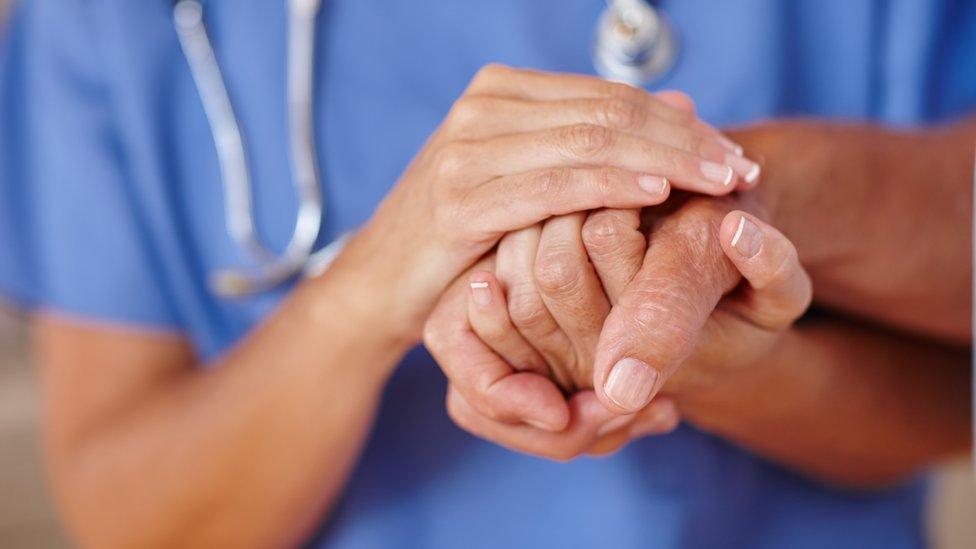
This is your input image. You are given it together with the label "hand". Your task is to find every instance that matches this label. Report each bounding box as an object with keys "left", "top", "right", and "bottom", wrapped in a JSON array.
[
  {"left": 425, "top": 196, "right": 810, "bottom": 459},
  {"left": 341, "top": 65, "right": 759, "bottom": 340},
  {"left": 592, "top": 198, "right": 812, "bottom": 417},
  {"left": 424, "top": 250, "right": 680, "bottom": 460}
]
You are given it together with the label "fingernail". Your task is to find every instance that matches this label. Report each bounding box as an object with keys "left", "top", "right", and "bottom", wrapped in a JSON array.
[
  {"left": 730, "top": 215, "right": 763, "bottom": 258},
  {"left": 638, "top": 174, "right": 669, "bottom": 195},
  {"left": 700, "top": 161, "right": 735, "bottom": 187},
  {"left": 469, "top": 281, "right": 492, "bottom": 306},
  {"left": 725, "top": 154, "right": 761, "bottom": 185},
  {"left": 604, "top": 358, "right": 658, "bottom": 412},
  {"left": 596, "top": 414, "right": 633, "bottom": 437}
]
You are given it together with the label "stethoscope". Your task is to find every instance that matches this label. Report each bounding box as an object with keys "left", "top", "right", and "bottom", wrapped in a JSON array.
[{"left": 173, "top": 0, "right": 677, "bottom": 298}]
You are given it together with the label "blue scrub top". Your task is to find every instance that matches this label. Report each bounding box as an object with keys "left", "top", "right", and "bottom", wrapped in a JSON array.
[{"left": 3, "top": 1, "right": 975, "bottom": 547}]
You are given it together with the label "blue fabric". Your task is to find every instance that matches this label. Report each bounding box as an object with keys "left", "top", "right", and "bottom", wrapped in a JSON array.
[{"left": 3, "top": 0, "right": 973, "bottom": 547}]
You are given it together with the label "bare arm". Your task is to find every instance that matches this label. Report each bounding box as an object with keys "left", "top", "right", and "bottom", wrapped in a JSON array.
[
  {"left": 675, "top": 316, "right": 972, "bottom": 489},
  {"left": 37, "top": 258, "right": 411, "bottom": 549},
  {"left": 37, "top": 67, "right": 741, "bottom": 548},
  {"left": 737, "top": 117, "right": 975, "bottom": 343}
]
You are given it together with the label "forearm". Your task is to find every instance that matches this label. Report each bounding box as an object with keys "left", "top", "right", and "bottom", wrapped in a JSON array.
[
  {"left": 44, "top": 250, "right": 413, "bottom": 548},
  {"left": 677, "top": 317, "right": 971, "bottom": 489},
  {"left": 732, "top": 118, "right": 975, "bottom": 343}
]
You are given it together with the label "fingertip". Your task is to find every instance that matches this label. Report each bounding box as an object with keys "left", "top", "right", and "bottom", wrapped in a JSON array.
[
  {"left": 468, "top": 270, "right": 504, "bottom": 309},
  {"left": 486, "top": 373, "right": 570, "bottom": 432},
  {"left": 630, "top": 398, "right": 681, "bottom": 438},
  {"left": 637, "top": 174, "right": 671, "bottom": 204},
  {"left": 721, "top": 211, "right": 765, "bottom": 261}
]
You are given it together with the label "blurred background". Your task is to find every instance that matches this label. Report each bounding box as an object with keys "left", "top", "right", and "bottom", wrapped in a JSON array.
[{"left": 0, "top": 1, "right": 973, "bottom": 547}]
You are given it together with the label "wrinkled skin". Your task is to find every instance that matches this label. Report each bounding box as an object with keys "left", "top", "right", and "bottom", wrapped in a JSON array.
[{"left": 425, "top": 193, "right": 812, "bottom": 460}]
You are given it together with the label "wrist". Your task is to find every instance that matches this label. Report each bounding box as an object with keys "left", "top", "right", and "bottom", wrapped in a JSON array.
[
  {"left": 312, "top": 223, "right": 440, "bottom": 352},
  {"left": 672, "top": 330, "right": 810, "bottom": 433},
  {"left": 728, "top": 121, "right": 861, "bottom": 271}
]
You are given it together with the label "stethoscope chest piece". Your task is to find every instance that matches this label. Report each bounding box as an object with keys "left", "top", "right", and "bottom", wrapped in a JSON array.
[{"left": 593, "top": 0, "right": 677, "bottom": 87}]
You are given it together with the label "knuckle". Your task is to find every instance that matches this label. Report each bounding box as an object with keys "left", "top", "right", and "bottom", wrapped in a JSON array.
[
  {"left": 534, "top": 248, "right": 585, "bottom": 297},
  {"left": 474, "top": 315, "right": 510, "bottom": 344},
  {"left": 448, "top": 96, "right": 489, "bottom": 132},
  {"left": 621, "top": 288, "right": 698, "bottom": 361},
  {"left": 533, "top": 168, "right": 574, "bottom": 213},
  {"left": 471, "top": 63, "right": 511, "bottom": 87},
  {"left": 582, "top": 212, "right": 631, "bottom": 256},
  {"left": 603, "top": 80, "right": 642, "bottom": 104},
  {"left": 432, "top": 142, "right": 469, "bottom": 181},
  {"left": 596, "top": 99, "right": 645, "bottom": 132},
  {"left": 507, "top": 290, "right": 550, "bottom": 331},
  {"left": 421, "top": 319, "right": 443, "bottom": 351},
  {"left": 561, "top": 124, "right": 614, "bottom": 159}
]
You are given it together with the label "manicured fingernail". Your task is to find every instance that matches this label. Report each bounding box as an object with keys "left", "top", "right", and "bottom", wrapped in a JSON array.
[
  {"left": 725, "top": 154, "right": 761, "bottom": 185},
  {"left": 596, "top": 414, "right": 633, "bottom": 437},
  {"left": 469, "top": 281, "right": 492, "bottom": 306},
  {"left": 730, "top": 215, "right": 763, "bottom": 258},
  {"left": 604, "top": 358, "right": 658, "bottom": 412},
  {"left": 700, "top": 161, "right": 735, "bottom": 187},
  {"left": 638, "top": 174, "right": 669, "bottom": 195}
]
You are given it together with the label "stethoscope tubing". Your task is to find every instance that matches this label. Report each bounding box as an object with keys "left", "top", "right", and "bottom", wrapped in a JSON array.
[
  {"left": 174, "top": 0, "right": 326, "bottom": 297},
  {"left": 175, "top": 0, "right": 673, "bottom": 298}
]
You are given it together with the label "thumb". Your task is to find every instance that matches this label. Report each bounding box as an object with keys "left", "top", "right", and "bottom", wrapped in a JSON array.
[{"left": 592, "top": 201, "right": 741, "bottom": 414}]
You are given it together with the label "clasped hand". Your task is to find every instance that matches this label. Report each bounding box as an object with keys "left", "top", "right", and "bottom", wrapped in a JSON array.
[{"left": 420, "top": 68, "right": 812, "bottom": 460}]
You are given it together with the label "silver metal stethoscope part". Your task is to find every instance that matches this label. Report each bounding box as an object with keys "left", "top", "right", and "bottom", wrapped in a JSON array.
[
  {"left": 174, "top": 0, "right": 676, "bottom": 298},
  {"left": 593, "top": 0, "right": 677, "bottom": 86},
  {"left": 174, "top": 0, "right": 327, "bottom": 298}
]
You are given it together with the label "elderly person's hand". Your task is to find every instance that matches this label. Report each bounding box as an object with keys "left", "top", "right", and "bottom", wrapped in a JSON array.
[{"left": 423, "top": 195, "right": 811, "bottom": 459}]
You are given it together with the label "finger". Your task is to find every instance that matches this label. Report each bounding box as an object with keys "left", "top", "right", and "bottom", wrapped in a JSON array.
[
  {"left": 424, "top": 270, "right": 570, "bottom": 431},
  {"left": 627, "top": 397, "right": 682, "bottom": 438},
  {"left": 719, "top": 212, "right": 813, "bottom": 329},
  {"left": 581, "top": 208, "right": 646, "bottom": 303},
  {"left": 592, "top": 200, "right": 742, "bottom": 414},
  {"left": 655, "top": 90, "right": 760, "bottom": 189},
  {"left": 463, "top": 166, "right": 671, "bottom": 236},
  {"left": 446, "top": 96, "right": 734, "bottom": 168},
  {"left": 467, "top": 271, "right": 549, "bottom": 377},
  {"left": 466, "top": 65, "right": 711, "bottom": 133},
  {"left": 534, "top": 213, "right": 610, "bottom": 380},
  {"left": 495, "top": 227, "right": 576, "bottom": 392},
  {"left": 464, "top": 65, "right": 755, "bottom": 179},
  {"left": 447, "top": 386, "right": 619, "bottom": 461},
  {"left": 468, "top": 64, "right": 745, "bottom": 161},
  {"left": 654, "top": 90, "right": 696, "bottom": 114},
  {"left": 586, "top": 397, "right": 681, "bottom": 456},
  {"left": 453, "top": 124, "right": 739, "bottom": 194}
]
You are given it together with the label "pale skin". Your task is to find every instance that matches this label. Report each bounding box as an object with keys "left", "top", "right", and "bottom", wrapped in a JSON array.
[
  {"left": 426, "top": 117, "right": 974, "bottom": 484},
  {"left": 35, "top": 67, "right": 751, "bottom": 548}
]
